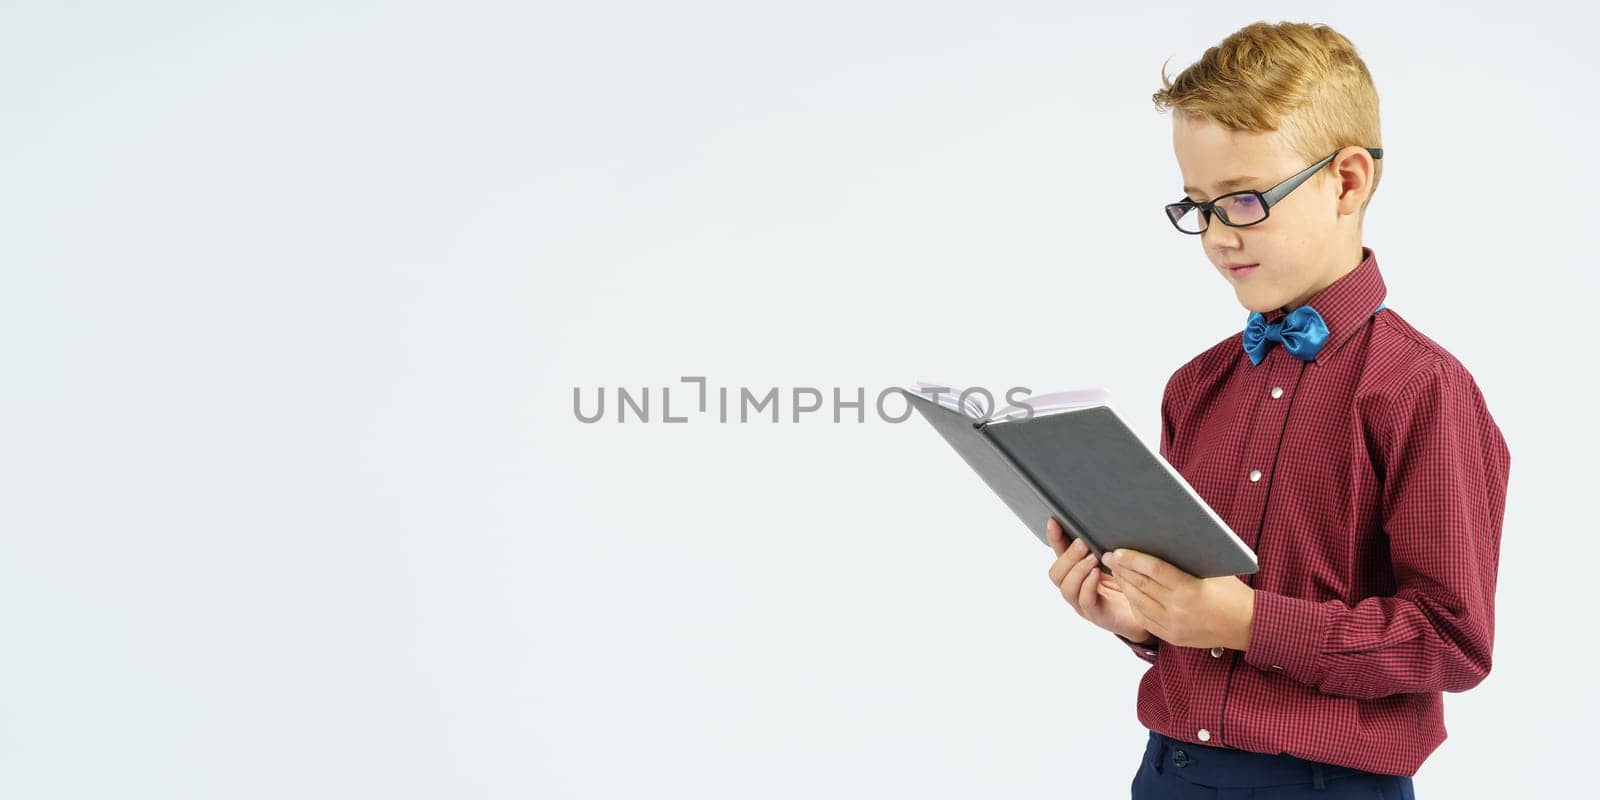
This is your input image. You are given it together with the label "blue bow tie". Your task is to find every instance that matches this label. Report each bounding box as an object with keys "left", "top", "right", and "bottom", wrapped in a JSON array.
[
  {"left": 1243, "top": 305, "right": 1330, "bottom": 365},
  {"left": 1243, "top": 301, "right": 1386, "bottom": 365}
]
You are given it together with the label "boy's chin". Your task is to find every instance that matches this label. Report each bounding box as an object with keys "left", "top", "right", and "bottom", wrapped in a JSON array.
[{"left": 1234, "top": 287, "right": 1287, "bottom": 314}]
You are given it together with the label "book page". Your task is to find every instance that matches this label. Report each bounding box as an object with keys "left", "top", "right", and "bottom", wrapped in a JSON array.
[
  {"left": 909, "top": 379, "right": 987, "bottom": 419},
  {"left": 908, "top": 380, "right": 1113, "bottom": 422},
  {"left": 989, "top": 386, "right": 1113, "bottom": 422}
]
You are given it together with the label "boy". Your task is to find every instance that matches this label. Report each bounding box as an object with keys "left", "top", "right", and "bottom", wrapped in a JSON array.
[{"left": 1043, "top": 21, "right": 1510, "bottom": 798}]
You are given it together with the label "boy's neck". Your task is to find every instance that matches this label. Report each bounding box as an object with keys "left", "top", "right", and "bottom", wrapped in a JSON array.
[{"left": 1281, "top": 242, "right": 1366, "bottom": 312}]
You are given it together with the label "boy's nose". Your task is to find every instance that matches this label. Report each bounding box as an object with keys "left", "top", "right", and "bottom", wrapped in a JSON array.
[{"left": 1202, "top": 219, "right": 1243, "bottom": 249}]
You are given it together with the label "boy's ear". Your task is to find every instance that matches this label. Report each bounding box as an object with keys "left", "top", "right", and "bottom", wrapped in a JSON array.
[{"left": 1332, "top": 148, "right": 1377, "bottom": 215}]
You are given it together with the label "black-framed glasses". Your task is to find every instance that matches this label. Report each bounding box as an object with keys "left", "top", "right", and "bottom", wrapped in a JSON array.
[{"left": 1164, "top": 146, "right": 1383, "bottom": 234}]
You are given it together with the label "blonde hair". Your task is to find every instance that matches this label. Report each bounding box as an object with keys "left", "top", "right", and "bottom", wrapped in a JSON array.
[{"left": 1153, "top": 21, "right": 1383, "bottom": 211}]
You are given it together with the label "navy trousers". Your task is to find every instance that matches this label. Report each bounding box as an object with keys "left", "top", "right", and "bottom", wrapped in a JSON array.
[{"left": 1131, "top": 730, "right": 1416, "bottom": 799}]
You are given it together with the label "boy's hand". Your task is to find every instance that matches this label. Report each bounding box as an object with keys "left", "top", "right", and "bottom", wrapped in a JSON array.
[
  {"left": 1045, "top": 518, "right": 1153, "bottom": 644},
  {"left": 1103, "top": 548, "right": 1255, "bottom": 651}
]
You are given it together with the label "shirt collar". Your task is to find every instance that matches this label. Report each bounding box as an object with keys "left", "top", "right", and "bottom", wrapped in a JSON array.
[{"left": 1255, "top": 245, "right": 1387, "bottom": 365}]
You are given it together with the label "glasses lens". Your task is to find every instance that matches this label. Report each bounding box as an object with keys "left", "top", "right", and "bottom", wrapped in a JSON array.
[
  {"left": 1213, "top": 192, "right": 1266, "bottom": 226},
  {"left": 1166, "top": 203, "right": 1206, "bottom": 233}
]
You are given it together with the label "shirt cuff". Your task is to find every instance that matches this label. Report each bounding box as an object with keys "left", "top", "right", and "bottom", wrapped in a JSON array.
[
  {"left": 1116, "top": 631, "right": 1160, "bottom": 662},
  {"left": 1241, "top": 589, "right": 1329, "bottom": 684}
]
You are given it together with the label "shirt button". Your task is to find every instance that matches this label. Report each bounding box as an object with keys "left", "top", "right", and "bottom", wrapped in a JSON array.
[
  {"left": 1270, "top": 386, "right": 1284, "bottom": 399},
  {"left": 1248, "top": 469, "right": 1262, "bottom": 482},
  {"left": 1210, "top": 646, "right": 1224, "bottom": 657},
  {"left": 1197, "top": 728, "right": 1211, "bottom": 742},
  {"left": 1270, "top": 664, "right": 1284, "bottom": 671},
  {"left": 1144, "top": 650, "right": 1157, "bottom": 657}
]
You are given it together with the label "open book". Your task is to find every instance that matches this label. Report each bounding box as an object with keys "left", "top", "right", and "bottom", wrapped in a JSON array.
[{"left": 901, "top": 379, "right": 1258, "bottom": 578}]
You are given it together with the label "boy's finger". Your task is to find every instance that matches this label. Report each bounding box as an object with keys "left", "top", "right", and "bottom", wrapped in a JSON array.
[
  {"left": 1060, "top": 550, "right": 1098, "bottom": 606},
  {"left": 1110, "top": 548, "right": 1186, "bottom": 589},
  {"left": 1077, "top": 556, "right": 1104, "bottom": 611},
  {"left": 1115, "top": 564, "right": 1169, "bottom": 608},
  {"left": 1049, "top": 545, "right": 1087, "bottom": 588},
  {"left": 1047, "top": 540, "right": 1088, "bottom": 584},
  {"left": 1121, "top": 578, "right": 1153, "bottom": 620},
  {"left": 1046, "top": 518, "right": 1065, "bottom": 556}
]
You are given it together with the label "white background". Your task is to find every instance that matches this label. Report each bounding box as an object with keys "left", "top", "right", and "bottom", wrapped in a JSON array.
[{"left": 3, "top": 2, "right": 1592, "bottom": 797}]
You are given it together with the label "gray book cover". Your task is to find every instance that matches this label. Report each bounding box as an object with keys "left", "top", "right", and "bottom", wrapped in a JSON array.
[{"left": 902, "top": 388, "right": 1257, "bottom": 579}]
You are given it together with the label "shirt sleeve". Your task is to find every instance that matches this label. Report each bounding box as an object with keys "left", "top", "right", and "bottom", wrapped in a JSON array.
[
  {"left": 1117, "top": 631, "right": 1161, "bottom": 663},
  {"left": 1241, "top": 360, "right": 1511, "bottom": 699}
]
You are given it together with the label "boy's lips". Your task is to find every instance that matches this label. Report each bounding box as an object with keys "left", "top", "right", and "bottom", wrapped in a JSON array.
[{"left": 1225, "top": 262, "right": 1259, "bottom": 279}]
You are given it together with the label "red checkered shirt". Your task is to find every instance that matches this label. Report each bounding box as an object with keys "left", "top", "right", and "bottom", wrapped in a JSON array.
[{"left": 1113, "top": 246, "right": 1510, "bottom": 777}]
